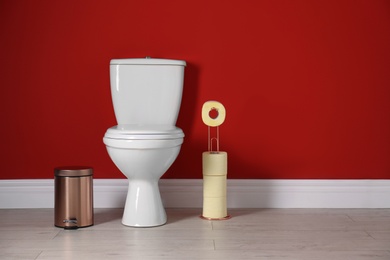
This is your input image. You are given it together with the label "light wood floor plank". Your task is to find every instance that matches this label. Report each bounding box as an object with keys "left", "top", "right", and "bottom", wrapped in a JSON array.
[{"left": 0, "top": 208, "right": 389, "bottom": 260}]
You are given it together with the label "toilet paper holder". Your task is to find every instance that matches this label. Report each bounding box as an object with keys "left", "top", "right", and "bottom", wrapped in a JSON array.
[
  {"left": 208, "top": 125, "right": 220, "bottom": 153},
  {"left": 201, "top": 100, "right": 230, "bottom": 221}
]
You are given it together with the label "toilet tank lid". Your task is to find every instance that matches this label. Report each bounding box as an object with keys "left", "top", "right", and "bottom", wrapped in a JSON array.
[{"left": 110, "top": 58, "right": 186, "bottom": 66}]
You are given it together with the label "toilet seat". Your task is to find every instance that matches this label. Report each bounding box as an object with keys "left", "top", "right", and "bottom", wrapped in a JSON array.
[
  {"left": 104, "top": 125, "right": 184, "bottom": 140},
  {"left": 103, "top": 125, "right": 184, "bottom": 149}
]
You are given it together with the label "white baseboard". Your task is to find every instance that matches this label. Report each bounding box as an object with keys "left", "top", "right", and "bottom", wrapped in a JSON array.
[{"left": 0, "top": 179, "right": 389, "bottom": 209}]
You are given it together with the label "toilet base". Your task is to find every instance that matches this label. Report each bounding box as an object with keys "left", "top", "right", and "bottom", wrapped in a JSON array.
[{"left": 122, "top": 180, "right": 167, "bottom": 227}]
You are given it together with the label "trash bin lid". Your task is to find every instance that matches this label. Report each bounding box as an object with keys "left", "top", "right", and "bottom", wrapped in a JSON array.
[{"left": 54, "top": 166, "right": 93, "bottom": 177}]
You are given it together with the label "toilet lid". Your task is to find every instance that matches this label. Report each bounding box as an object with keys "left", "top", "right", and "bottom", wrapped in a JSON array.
[{"left": 104, "top": 125, "right": 184, "bottom": 140}]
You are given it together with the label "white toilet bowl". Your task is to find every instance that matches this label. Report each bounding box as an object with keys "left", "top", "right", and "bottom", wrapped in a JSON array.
[{"left": 103, "top": 124, "right": 184, "bottom": 227}]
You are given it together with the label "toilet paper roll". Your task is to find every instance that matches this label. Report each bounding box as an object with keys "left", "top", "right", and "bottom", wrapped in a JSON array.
[
  {"left": 202, "top": 197, "right": 227, "bottom": 219},
  {"left": 203, "top": 175, "right": 227, "bottom": 198},
  {"left": 202, "top": 152, "right": 227, "bottom": 176},
  {"left": 201, "top": 101, "right": 226, "bottom": 127}
]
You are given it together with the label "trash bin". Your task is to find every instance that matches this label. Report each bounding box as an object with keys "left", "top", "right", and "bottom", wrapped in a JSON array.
[{"left": 54, "top": 166, "right": 94, "bottom": 229}]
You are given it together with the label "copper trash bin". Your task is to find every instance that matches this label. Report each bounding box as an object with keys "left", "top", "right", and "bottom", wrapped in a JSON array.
[{"left": 54, "top": 166, "right": 94, "bottom": 229}]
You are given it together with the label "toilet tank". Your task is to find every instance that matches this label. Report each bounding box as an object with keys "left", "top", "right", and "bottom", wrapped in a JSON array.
[{"left": 110, "top": 58, "right": 186, "bottom": 125}]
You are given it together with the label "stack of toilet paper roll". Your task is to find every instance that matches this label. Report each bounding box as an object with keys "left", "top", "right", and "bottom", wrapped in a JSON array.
[{"left": 202, "top": 151, "right": 228, "bottom": 219}]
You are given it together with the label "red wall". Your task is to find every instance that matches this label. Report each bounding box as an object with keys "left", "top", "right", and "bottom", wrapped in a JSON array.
[{"left": 1, "top": 0, "right": 389, "bottom": 179}]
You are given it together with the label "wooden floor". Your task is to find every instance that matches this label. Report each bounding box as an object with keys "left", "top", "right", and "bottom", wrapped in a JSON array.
[{"left": 0, "top": 208, "right": 389, "bottom": 259}]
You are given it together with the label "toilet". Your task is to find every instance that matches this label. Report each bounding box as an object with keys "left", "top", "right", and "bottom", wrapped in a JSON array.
[{"left": 103, "top": 58, "right": 186, "bottom": 227}]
